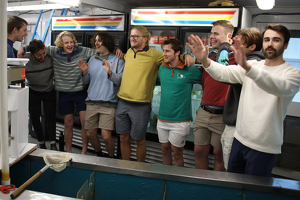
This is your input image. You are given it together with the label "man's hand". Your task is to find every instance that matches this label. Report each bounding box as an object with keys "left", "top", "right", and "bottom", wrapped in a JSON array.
[
  {"left": 186, "top": 34, "right": 211, "bottom": 68},
  {"left": 184, "top": 54, "right": 195, "bottom": 66},
  {"left": 78, "top": 59, "right": 89, "bottom": 76},
  {"left": 115, "top": 48, "right": 124, "bottom": 59},
  {"left": 17, "top": 46, "right": 25, "bottom": 58},
  {"left": 103, "top": 59, "right": 112, "bottom": 76},
  {"left": 230, "top": 37, "right": 251, "bottom": 73}
]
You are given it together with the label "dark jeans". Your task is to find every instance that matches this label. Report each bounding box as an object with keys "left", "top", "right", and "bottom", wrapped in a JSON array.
[
  {"left": 227, "top": 138, "right": 277, "bottom": 177},
  {"left": 29, "top": 88, "right": 56, "bottom": 142}
]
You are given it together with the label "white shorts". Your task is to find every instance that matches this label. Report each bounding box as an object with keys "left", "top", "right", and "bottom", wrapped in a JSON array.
[
  {"left": 221, "top": 125, "right": 235, "bottom": 169},
  {"left": 157, "top": 120, "right": 191, "bottom": 147}
]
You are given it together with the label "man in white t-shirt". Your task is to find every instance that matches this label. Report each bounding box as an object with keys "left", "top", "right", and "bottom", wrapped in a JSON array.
[{"left": 187, "top": 24, "right": 300, "bottom": 177}]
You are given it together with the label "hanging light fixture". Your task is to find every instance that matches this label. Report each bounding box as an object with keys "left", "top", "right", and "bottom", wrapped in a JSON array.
[{"left": 256, "top": 0, "right": 275, "bottom": 10}]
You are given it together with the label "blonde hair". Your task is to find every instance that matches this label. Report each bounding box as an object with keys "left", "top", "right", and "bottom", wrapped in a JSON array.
[
  {"left": 54, "top": 31, "right": 77, "bottom": 49},
  {"left": 212, "top": 20, "right": 234, "bottom": 35},
  {"left": 131, "top": 25, "right": 151, "bottom": 46}
]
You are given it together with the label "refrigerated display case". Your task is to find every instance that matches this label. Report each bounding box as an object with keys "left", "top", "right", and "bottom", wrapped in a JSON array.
[
  {"left": 130, "top": 7, "right": 252, "bottom": 143},
  {"left": 51, "top": 14, "right": 128, "bottom": 51}
]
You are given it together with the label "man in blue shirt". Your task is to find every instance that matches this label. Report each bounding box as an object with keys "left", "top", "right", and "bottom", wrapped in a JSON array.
[{"left": 7, "top": 16, "right": 28, "bottom": 58}]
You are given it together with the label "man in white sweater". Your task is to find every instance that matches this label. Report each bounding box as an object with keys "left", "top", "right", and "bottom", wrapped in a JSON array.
[{"left": 187, "top": 24, "right": 300, "bottom": 177}]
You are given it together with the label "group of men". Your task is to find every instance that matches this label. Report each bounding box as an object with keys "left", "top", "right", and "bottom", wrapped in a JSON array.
[{"left": 8, "top": 15, "right": 300, "bottom": 177}]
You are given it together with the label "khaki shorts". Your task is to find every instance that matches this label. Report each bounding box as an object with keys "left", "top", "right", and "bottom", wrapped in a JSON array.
[
  {"left": 85, "top": 104, "right": 116, "bottom": 130},
  {"left": 221, "top": 125, "right": 236, "bottom": 169},
  {"left": 193, "top": 106, "right": 225, "bottom": 150}
]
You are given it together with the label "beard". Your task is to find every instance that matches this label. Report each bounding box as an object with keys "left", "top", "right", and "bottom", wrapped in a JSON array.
[{"left": 263, "top": 45, "right": 284, "bottom": 60}]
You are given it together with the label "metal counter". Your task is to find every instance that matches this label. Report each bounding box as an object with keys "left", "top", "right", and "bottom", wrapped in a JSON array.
[{"left": 25, "top": 149, "right": 300, "bottom": 198}]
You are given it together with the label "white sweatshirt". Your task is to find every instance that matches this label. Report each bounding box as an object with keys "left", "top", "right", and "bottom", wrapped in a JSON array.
[{"left": 206, "top": 60, "right": 300, "bottom": 154}]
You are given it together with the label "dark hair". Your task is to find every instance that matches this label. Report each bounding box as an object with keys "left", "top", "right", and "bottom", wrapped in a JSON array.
[
  {"left": 90, "top": 32, "right": 115, "bottom": 52},
  {"left": 29, "top": 39, "right": 45, "bottom": 54},
  {"left": 262, "top": 24, "right": 291, "bottom": 45},
  {"left": 236, "top": 27, "right": 262, "bottom": 51},
  {"left": 161, "top": 38, "right": 183, "bottom": 54},
  {"left": 7, "top": 16, "right": 28, "bottom": 34}
]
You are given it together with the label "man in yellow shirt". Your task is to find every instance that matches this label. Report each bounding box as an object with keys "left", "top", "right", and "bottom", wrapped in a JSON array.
[{"left": 116, "top": 25, "right": 194, "bottom": 162}]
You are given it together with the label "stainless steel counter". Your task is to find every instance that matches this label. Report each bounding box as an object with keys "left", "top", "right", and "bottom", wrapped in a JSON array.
[{"left": 26, "top": 149, "right": 300, "bottom": 198}]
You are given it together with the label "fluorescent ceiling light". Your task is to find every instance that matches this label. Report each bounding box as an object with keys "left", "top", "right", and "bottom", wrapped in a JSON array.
[
  {"left": 256, "top": 0, "right": 275, "bottom": 10},
  {"left": 7, "top": 1, "right": 70, "bottom": 11},
  {"left": 43, "top": 0, "right": 81, "bottom": 7}
]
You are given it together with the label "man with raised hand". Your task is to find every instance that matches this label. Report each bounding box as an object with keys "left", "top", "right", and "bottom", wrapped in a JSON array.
[
  {"left": 187, "top": 24, "right": 300, "bottom": 176},
  {"left": 221, "top": 27, "right": 264, "bottom": 170},
  {"left": 116, "top": 25, "right": 195, "bottom": 162},
  {"left": 193, "top": 20, "right": 235, "bottom": 171}
]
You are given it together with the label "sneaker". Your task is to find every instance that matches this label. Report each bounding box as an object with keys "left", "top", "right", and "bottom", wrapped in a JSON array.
[
  {"left": 51, "top": 143, "right": 58, "bottom": 151},
  {"left": 109, "top": 155, "right": 119, "bottom": 159},
  {"left": 95, "top": 150, "right": 103, "bottom": 157},
  {"left": 39, "top": 143, "right": 46, "bottom": 149}
]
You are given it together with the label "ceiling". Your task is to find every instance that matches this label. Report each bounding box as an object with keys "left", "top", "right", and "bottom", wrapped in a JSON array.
[
  {"left": 108, "top": 0, "right": 299, "bottom": 8},
  {"left": 6, "top": 0, "right": 300, "bottom": 14}
]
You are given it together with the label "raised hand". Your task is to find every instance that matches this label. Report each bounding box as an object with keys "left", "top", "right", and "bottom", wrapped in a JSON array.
[
  {"left": 230, "top": 37, "right": 251, "bottom": 72},
  {"left": 103, "top": 59, "right": 112, "bottom": 76},
  {"left": 78, "top": 59, "right": 89, "bottom": 76},
  {"left": 186, "top": 34, "right": 210, "bottom": 67}
]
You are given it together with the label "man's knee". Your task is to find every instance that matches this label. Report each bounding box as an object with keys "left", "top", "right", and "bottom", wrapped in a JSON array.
[
  {"left": 136, "top": 139, "right": 146, "bottom": 146},
  {"left": 120, "top": 134, "right": 130, "bottom": 143}
]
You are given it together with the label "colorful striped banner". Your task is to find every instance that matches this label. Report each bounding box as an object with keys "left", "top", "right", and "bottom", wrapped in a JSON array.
[
  {"left": 131, "top": 8, "right": 239, "bottom": 27},
  {"left": 52, "top": 15, "right": 125, "bottom": 31}
]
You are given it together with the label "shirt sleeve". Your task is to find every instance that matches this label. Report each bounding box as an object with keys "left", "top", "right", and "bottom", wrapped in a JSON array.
[
  {"left": 205, "top": 60, "right": 246, "bottom": 84},
  {"left": 189, "top": 65, "right": 202, "bottom": 84},
  {"left": 155, "top": 50, "right": 164, "bottom": 67},
  {"left": 246, "top": 63, "right": 300, "bottom": 97},
  {"left": 108, "top": 58, "right": 125, "bottom": 85}
]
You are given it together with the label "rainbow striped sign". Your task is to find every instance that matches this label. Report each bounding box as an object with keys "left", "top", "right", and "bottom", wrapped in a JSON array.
[
  {"left": 52, "top": 15, "right": 125, "bottom": 31},
  {"left": 131, "top": 8, "right": 239, "bottom": 27}
]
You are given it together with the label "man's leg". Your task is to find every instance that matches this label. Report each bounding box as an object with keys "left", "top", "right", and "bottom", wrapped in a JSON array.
[
  {"left": 29, "top": 89, "right": 44, "bottom": 145},
  {"left": 221, "top": 125, "right": 236, "bottom": 171},
  {"left": 136, "top": 138, "right": 147, "bottom": 162},
  {"left": 42, "top": 89, "right": 57, "bottom": 150},
  {"left": 193, "top": 107, "right": 212, "bottom": 169},
  {"left": 64, "top": 113, "right": 74, "bottom": 153},
  {"left": 86, "top": 129, "right": 101, "bottom": 152},
  {"left": 101, "top": 129, "right": 115, "bottom": 157},
  {"left": 227, "top": 138, "right": 246, "bottom": 174},
  {"left": 79, "top": 110, "right": 88, "bottom": 155},
  {"left": 171, "top": 145, "right": 184, "bottom": 167},
  {"left": 120, "top": 133, "right": 131, "bottom": 160},
  {"left": 161, "top": 142, "right": 172, "bottom": 165},
  {"left": 213, "top": 146, "right": 225, "bottom": 171},
  {"left": 194, "top": 144, "right": 211, "bottom": 169},
  {"left": 244, "top": 143, "right": 277, "bottom": 177}
]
